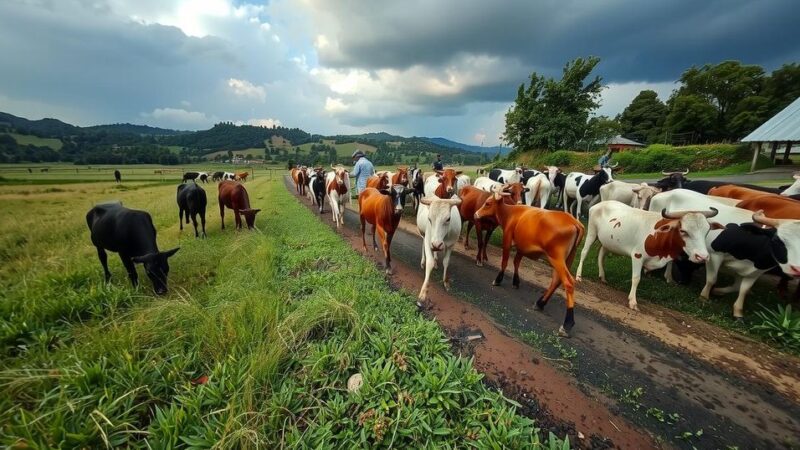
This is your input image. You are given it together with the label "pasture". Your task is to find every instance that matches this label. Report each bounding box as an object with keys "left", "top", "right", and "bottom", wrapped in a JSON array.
[
  {"left": 2, "top": 133, "right": 63, "bottom": 150},
  {"left": 0, "top": 176, "right": 558, "bottom": 448}
]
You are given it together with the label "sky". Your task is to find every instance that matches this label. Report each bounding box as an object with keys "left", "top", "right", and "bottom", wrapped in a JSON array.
[{"left": 0, "top": 0, "right": 797, "bottom": 146}]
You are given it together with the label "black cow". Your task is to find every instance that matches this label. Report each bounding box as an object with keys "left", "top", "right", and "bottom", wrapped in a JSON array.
[
  {"left": 86, "top": 202, "right": 179, "bottom": 295},
  {"left": 409, "top": 167, "right": 425, "bottom": 212},
  {"left": 212, "top": 171, "right": 224, "bottom": 182},
  {"left": 182, "top": 172, "right": 199, "bottom": 183},
  {"left": 310, "top": 169, "right": 326, "bottom": 213},
  {"left": 578, "top": 168, "right": 611, "bottom": 198},
  {"left": 551, "top": 171, "right": 567, "bottom": 209},
  {"left": 653, "top": 172, "right": 688, "bottom": 191},
  {"left": 114, "top": 170, "right": 121, "bottom": 183},
  {"left": 199, "top": 173, "right": 209, "bottom": 183},
  {"left": 177, "top": 183, "right": 208, "bottom": 238}
]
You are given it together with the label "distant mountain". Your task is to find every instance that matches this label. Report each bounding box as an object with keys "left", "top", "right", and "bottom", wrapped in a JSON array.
[
  {"left": 84, "top": 123, "right": 188, "bottom": 136},
  {"left": 0, "top": 112, "right": 79, "bottom": 137},
  {"left": 422, "top": 137, "right": 509, "bottom": 155},
  {"left": 325, "top": 132, "right": 405, "bottom": 142}
]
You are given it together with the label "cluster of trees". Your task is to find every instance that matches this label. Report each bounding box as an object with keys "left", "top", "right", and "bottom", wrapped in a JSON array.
[
  {"left": 619, "top": 62, "right": 800, "bottom": 144},
  {"left": 0, "top": 134, "right": 60, "bottom": 163},
  {"left": 505, "top": 59, "right": 800, "bottom": 154},
  {"left": 163, "top": 122, "right": 312, "bottom": 153}
]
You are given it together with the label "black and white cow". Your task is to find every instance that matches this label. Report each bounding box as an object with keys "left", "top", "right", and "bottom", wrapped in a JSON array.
[
  {"left": 86, "top": 202, "right": 179, "bottom": 295},
  {"left": 177, "top": 183, "right": 207, "bottom": 238},
  {"left": 519, "top": 169, "right": 552, "bottom": 208},
  {"left": 212, "top": 171, "right": 224, "bottom": 182},
  {"left": 409, "top": 166, "right": 425, "bottom": 212},
  {"left": 310, "top": 168, "right": 327, "bottom": 213},
  {"left": 545, "top": 166, "right": 567, "bottom": 209},
  {"left": 701, "top": 212, "right": 800, "bottom": 318},
  {"left": 488, "top": 167, "right": 523, "bottom": 184},
  {"left": 563, "top": 166, "right": 615, "bottom": 218}
]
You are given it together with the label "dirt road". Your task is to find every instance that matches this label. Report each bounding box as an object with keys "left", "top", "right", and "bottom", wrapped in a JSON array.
[{"left": 286, "top": 178, "right": 800, "bottom": 449}]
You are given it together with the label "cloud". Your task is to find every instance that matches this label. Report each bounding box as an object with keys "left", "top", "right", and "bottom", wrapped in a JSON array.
[
  {"left": 142, "top": 107, "right": 216, "bottom": 129},
  {"left": 473, "top": 132, "right": 486, "bottom": 145},
  {"left": 244, "top": 118, "right": 282, "bottom": 128},
  {"left": 227, "top": 78, "right": 267, "bottom": 102}
]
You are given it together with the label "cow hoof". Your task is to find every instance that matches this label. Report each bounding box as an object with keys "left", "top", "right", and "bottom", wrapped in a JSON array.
[
  {"left": 443, "top": 282, "right": 451, "bottom": 291},
  {"left": 628, "top": 303, "right": 639, "bottom": 312},
  {"left": 575, "top": 276, "right": 582, "bottom": 282},
  {"left": 733, "top": 316, "right": 744, "bottom": 323},
  {"left": 557, "top": 326, "right": 570, "bottom": 338},
  {"left": 512, "top": 283, "right": 519, "bottom": 289},
  {"left": 492, "top": 280, "right": 500, "bottom": 286},
  {"left": 385, "top": 269, "right": 393, "bottom": 276},
  {"left": 476, "top": 261, "right": 483, "bottom": 267}
]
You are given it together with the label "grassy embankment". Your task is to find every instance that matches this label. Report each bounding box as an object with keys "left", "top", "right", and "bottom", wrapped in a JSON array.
[{"left": 0, "top": 178, "right": 563, "bottom": 448}]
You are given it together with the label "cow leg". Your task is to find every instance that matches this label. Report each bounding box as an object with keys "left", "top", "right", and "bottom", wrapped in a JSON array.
[
  {"left": 575, "top": 221, "right": 597, "bottom": 282},
  {"left": 482, "top": 226, "right": 496, "bottom": 265},
  {"left": 442, "top": 247, "right": 453, "bottom": 291},
  {"left": 562, "top": 189, "right": 569, "bottom": 213},
  {"left": 553, "top": 256, "right": 577, "bottom": 336},
  {"left": 712, "top": 278, "right": 743, "bottom": 295},
  {"left": 463, "top": 221, "right": 474, "bottom": 248},
  {"left": 360, "top": 216, "right": 368, "bottom": 251},
  {"left": 575, "top": 196, "right": 583, "bottom": 219},
  {"left": 664, "top": 261, "right": 674, "bottom": 284},
  {"left": 219, "top": 203, "right": 225, "bottom": 230},
  {"left": 474, "top": 223, "right": 484, "bottom": 266},
  {"left": 120, "top": 254, "right": 138, "bottom": 288},
  {"left": 731, "top": 275, "right": 758, "bottom": 319},
  {"left": 597, "top": 246, "right": 608, "bottom": 283},
  {"left": 234, "top": 210, "right": 242, "bottom": 230},
  {"left": 700, "top": 254, "right": 723, "bottom": 300},
  {"left": 420, "top": 237, "right": 427, "bottom": 269},
  {"left": 200, "top": 209, "right": 207, "bottom": 238},
  {"left": 492, "top": 232, "right": 513, "bottom": 286},
  {"left": 512, "top": 251, "right": 524, "bottom": 289},
  {"left": 419, "top": 241, "right": 435, "bottom": 302},
  {"left": 96, "top": 247, "right": 112, "bottom": 282},
  {"left": 179, "top": 208, "right": 184, "bottom": 230},
  {"left": 383, "top": 230, "right": 393, "bottom": 275},
  {"left": 371, "top": 224, "right": 378, "bottom": 252},
  {"left": 190, "top": 212, "right": 199, "bottom": 238},
  {"left": 536, "top": 268, "right": 561, "bottom": 311},
  {"left": 628, "top": 256, "right": 644, "bottom": 311}
]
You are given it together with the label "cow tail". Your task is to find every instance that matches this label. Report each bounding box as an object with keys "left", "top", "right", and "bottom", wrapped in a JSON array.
[{"left": 566, "top": 223, "right": 585, "bottom": 268}]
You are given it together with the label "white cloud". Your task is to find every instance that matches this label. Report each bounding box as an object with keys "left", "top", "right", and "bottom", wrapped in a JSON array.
[
  {"left": 244, "top": 118, "right": 282, "bottom": 128},
  {"left": 473, "top": 132, "right": 486, "bottom": 144},
  {"left": 324, "top": 97, "right": 349, "bottom": 113},
  {"left": 142, "top": 107, "right": 216, "bottom": 129},
  {"left": 272, "top": 34, "right": 281, "bottom": 43},
  {"left": 259, "top": 22, "right": 271, "bottom": 31},
  {"left": 596, "top": 81, "right": 677, "bottom": 117},
  {"left": 227, "top": 78, "right": 267, "bottom": 102}
]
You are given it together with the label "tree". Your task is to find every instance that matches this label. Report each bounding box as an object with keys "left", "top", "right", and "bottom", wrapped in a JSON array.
[
  {"left": 504, "top": 56, "right": 603, "bottom": 152},
  {"left": 762, "top": 63, "right": 800, "bottom": 117},
  {"left": 665, "top": 94, "right": 717, "bottom": 142},
  {"left": 729, "top": 95, "right": 770, "bottom": 138},
  {"left": 675, "top": 61, "right": 765, "bottom": 139},
  {"left": 617, "top": 90, "right": 668, "bottom": 143},
  {"left": 583, "top": 116, "right": 622, "bottom": 150}
]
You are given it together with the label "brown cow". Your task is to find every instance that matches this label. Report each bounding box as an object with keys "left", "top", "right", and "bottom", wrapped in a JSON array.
[
  {"left": 358, "top": 186, "right": 406, "bottom": 274},
  {"left": 735, "top": 195, "right": 800, "bottom": 220},
  {"left": 366, "top": 172, "right": 390, "bottom": 190},
  {"left": 391, "top": 167, "right": 409, "bottom": 187},
  {"left": 235, "top": 171, "right": 249, "bottom": 182},
  {"left": 292, "top": 168, "right": 307, "bottom": 196},
  {"left": 425, "top": 168, "right": 462, "bottom": 199},
  {"left": 458, "top": 184, "right": 526, "bottom": 266},
  {"left": 475, "top": 189, "right": 585, "bottom": 336},
  {"left": 708, "top": 184, "right": 775, "bottom": 202},
  {"left": 218, "top": 180, "right": 261, "bottom": 230}
]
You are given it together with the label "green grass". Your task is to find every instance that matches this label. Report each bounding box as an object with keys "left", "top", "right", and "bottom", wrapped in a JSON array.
[
  {"left": 203, "top": 148, "right": 267, "bottom": 160},
  {"left": 4, "top": 133, "right": 63, "bottom": 150},
  {"left": 0, "top": 178, "right": 562, "bottom": 448}
]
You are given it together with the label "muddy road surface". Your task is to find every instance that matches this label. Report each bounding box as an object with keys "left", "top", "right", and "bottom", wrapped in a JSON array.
[{"left": 287, "top": 178, "right": 800, "bottom": 449}]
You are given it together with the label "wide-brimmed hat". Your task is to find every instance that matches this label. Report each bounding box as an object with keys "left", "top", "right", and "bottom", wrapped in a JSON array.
[{"left": 352, "top": 150, "right": 365, "bottom": 159}]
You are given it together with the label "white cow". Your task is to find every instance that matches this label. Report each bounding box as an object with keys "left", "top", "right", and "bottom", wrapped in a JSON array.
[
  {"left": 648, "top": 189, "right": 753, "bottom": 226},
  {"left": 576, "top": 201, "right": 717, "bottom": 311},
  {"left": 521, "top": 170, "right": 552, "bottom": 208},
  {"left": 563, "top": 166, "right": 615, "bottom": 218},
  {"left": 781, "top": 173, "right": 800, "bottom": 196},
  {"left": 600, "top": 181, "right": 660, "bottom": 209},
  {"left": 488, "top": 167, "right": 523, "bottom": 184},
  {"left": 326, "top": 166, "right": 350, "bottom": 228},
  {"left": 416, "top": 197, "right": 463, "bottom": 303},
  {"left": 456, "top": 174, "right": 471, "bottom": 192},
  {"left": 473, "top": 176, "right": 502, "bottom": 193}
]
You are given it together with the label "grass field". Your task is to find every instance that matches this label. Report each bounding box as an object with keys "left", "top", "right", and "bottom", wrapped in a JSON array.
[
  {"left": 203, "top": 148, "right": 267, "bottom": 160},
  {"left": 4, "top": 133, "right": 63, "bottom": 150},
  {"left": 297, "top": 142, "right": 377, "bottom": 157},
  {"left": 0, "top": 176, "right": 561, "bottom": 448}
]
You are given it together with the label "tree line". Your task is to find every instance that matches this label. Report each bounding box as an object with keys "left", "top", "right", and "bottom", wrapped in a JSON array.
[{"left": 504, "top": 59, "right": 800, "bottom": 154}]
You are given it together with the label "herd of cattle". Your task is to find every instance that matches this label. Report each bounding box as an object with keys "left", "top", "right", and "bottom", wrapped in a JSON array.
[
  {"left": 86, "top": 172, "right": 260, "bottom": 296},
  {"left": 291, "top": 164, "right": 800, "bottom": 336}
]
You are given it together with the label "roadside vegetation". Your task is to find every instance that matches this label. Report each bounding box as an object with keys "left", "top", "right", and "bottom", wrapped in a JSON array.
[{"left": 0, "top": 178, "right": 565, "bottom": 448}]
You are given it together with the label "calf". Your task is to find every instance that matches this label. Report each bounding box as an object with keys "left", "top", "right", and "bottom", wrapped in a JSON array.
[
  {"left": 417, "top": 197, "right": 463, "bottom": 302},
  {"left": 114, "top": 170, "right": 121, "bottom": 183},
  {"left": 177, "top": 183, "right": 207, "bottom": 238},
  {"left": 458, "top": 185, "right": 518, "bottom": 266},
  {"left": 576, "top": 201, "right": 717, "bottom": 311},
  {"left": 309, "top": 168, "right": 326, "bottom": 213},
  {"left": 292, "top": 168, "right": 307, "bottom": 196},
  {"left": 212, "top": 171, "right": 224, "bottom": 182},
  {"left": 423, "top": 168, "right": 462, "bottom": 198},
  {"left": 235, "top": 171, "right": 249, "bottom": 182},
  {"left": 563, "top": 166, "right": 614, "bottom": 218},
  {"left": 475, "top": 190, "right": 585, "bottom": 336},
  {"left": 86, "top": 202, "right": 179, "bottom": 295},
  {"left": 359, "top": 185, "right": 408, "bottom": 274},
  {"left": 326, "top": 165, "right": 350, "bottom": 227},
  {"left": 700, "top": 212, "right": 800, "bottom": 318},
  {"left": 409, "top": 167, "right": 425, "bottom": 211},
  {"left": 488, "top": 167, "right": 523, "bottom": 184},
  {"left": 391, "top": 167, "right": 409, "bottom": 187},
  {"left": 218, "top": 180, "right": 260, "bottom": 230},
  {"left": 182, "top": 171, "right": 199, "bottom": 183}
]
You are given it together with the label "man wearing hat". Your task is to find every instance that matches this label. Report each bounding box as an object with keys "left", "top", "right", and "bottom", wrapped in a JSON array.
[{"left": 352, "top": 149, "right": 375, "bottom": 195}]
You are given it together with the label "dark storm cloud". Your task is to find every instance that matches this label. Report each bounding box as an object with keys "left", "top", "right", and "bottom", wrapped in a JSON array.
[{"left": 316, "top": 0, "right": 800, "bottom": 83}]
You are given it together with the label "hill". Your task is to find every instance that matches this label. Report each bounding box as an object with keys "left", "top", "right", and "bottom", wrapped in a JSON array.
[
  {"left": 84, "top": 123, "right": 188, "bottom": 136},
  {"left": 162, "top": 122, "right": 313, "bottom": 152},
  {"left": 422, "top": 137, "right": 509, "bottom": 155},
  {"left": 0, "top": 112, "right": 79, "bottom": 137}
]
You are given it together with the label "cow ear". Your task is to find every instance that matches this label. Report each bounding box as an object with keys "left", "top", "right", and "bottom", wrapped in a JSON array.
[
  {"left": 456, "top": 171, "right": 463, "bottom": 175},
  {"left": 162, "top": 247, "right": 180, "bottom": 258},
  {"left": 710, "top": 222, "right": 725, "bottom": 230},
  {"left": 131, "top": 253, "right": 156, "bottom": 263},
  {"left": 251, "top": 209, "right": 262, "bottom": 215}
]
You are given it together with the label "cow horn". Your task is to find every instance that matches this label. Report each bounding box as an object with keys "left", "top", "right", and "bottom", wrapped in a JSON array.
[
  {"left": 661, "top": 170, "right": 671, "bottom": 176},
  {"left": 702, "top": 207, "right": 719, "bottom": 218},
  {"left": 610, "top": 162, "right": 619, "bottom": 168},
  {"left": 681, "top": 169, "right": 690, "bottom": 175},
  {"left": 752, "top": 210, "right": 783, "bottom": 228},
  {"left": 661, "top": 209, "right": 688, "bottom": 219}
]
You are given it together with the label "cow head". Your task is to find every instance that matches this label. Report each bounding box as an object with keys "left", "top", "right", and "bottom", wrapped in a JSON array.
[
  {"left": 421, "top": 196, "right": 462, "bottom": 251},
  {"left": 395, "top": 167, "right": 409, "bottom": 186},
  {"left": 474, "top": 187, "right": 510, "bottom": 221},
  {"left": 631, "top": 183, "right": 661, "bottom": 210},
  {"left": 435, "top": 168, "right": 462, "bottom": 197},
  {"left": 502, "top": 182, "right": 528, "bottom": 205},
  {"left": 132, "top": 247, "right": 180, "bottom": 295},
  {"left": 655, "top": 170, "right": 689, "bottom": 191},
  {"left": 752, "top": 211, "right": 800, "bottom": 277},
  {"left": 331, "top": 165, "right": 348, "bottom": 186},
  {"left": 380, "top": 184, "right": 409, "bottom": 213},
  {"left": 597, "top": 165, "right": 616, "bottom": 183},
  {"left": 410, "top": 168, "right": 424, "bottom": 190},
  {"left": 648, "top": 208, "right": 718, "bottom": 262},
  {"left": 241, "top": 208, "right": 261, "bottom": 229}
]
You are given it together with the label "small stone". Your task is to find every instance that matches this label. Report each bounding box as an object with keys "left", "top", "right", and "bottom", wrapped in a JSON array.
[
  {"left": 577, "top": 431, "right": 585, "bottom": 440},
  {"left": 347, "top": 373, "right": 363, "bottom": 393}
]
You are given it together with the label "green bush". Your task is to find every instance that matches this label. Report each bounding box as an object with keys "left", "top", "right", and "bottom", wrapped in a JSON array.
[{"left": 541, "top": 150, "right": 573, "bottom": 167}]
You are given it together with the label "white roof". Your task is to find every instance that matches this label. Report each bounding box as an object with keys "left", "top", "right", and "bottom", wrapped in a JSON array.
[{"left": 742, "top": 96, "right": 800, "bottom": 142}]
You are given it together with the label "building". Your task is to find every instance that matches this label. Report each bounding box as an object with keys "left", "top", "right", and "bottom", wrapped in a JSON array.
[
  {"left": 742, "top": 96, "right": 800, "bottom": 171},
  {"left": 601, "top": 135, "right": 645, "bottom": 152}
]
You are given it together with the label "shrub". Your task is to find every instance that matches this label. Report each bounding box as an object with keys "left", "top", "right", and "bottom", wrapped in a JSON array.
[
  {"left": 542, "top": 150, "right": 573, "bottom": 167},
  {"left": 752, "top": 304, "right": 800, "bottom": 351}
]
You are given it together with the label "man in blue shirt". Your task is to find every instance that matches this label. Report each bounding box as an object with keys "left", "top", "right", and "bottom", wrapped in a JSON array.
[{"left": 352, "top": 150, "right": 375, "bottom": 195}]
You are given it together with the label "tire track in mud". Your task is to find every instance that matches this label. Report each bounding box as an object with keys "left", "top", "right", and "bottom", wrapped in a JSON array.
[{"left": 285, "top": 177, "right": 800, "bottom": 449}]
